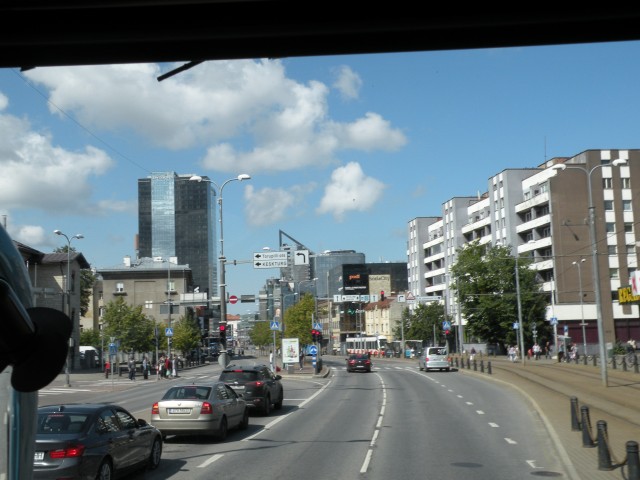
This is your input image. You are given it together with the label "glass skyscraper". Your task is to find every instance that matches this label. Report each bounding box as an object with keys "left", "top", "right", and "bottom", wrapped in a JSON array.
[{"left": 138, "top": 172, "right": 217, "bottom": 297}]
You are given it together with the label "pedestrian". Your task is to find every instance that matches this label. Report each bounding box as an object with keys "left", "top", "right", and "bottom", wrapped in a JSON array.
[
  {"left": 533, "top": 343, "right": 541, "bottom": 360},
  {"left": 470, "top": 347, "right": 476, "bottom": 361},
  {"left": 299, "top": 349, "right": 305, "bottom": 370},
  {"left": 142, "top": 356, "right": 148, "bottom": 379},
  {"left": 105, "top": 359, "right": 110, "bottom": 378},
  {"left": 171, "top": 354, "right": 178, "bottom": 378},
  {"left": 545, "top": 341, "right": 551, "bottom": 359},
  {"left": 128, "top": 357, "right": 136, "bottom": 381},
  {"left": 164, "top": 356, "right": 171, "bottom": 378}
]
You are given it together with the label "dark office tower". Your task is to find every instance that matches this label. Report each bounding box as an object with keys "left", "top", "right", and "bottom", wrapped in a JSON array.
[{"left": 138, "top": 172, "right": 217, "bottom": 297}]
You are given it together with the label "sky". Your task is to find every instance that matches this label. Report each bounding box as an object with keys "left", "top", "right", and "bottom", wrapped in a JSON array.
[{"left": 2, "top": 40, "right": 640, "bottom": 315}]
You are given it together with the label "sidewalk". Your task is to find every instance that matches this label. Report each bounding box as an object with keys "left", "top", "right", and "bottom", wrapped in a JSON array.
[{"left": 456, "top": 354, "right": 640, "bottom": 480}]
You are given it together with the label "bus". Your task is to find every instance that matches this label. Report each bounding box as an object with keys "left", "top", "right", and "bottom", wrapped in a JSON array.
[{"left": 345, "top": 336, "right": 388, "bottom": 356}]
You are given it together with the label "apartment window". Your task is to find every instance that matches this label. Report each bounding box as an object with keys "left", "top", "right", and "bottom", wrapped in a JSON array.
[
  {"left": 623, "top": 200, "right": 632, "bottom": 211},
  {"left": 622, "top": 178, "right": 631, "bottom": 188},
  {"left": 524, "top": 211, "right": 532, "bottom": 222},
  {"left": 167, "top": 280, "right": 175, "bottom": 292},
  {"left": 608, "top": 245, "right": 617, "bottom": 255},
  {"left": 609, "top": 268, "right": 619, "bottom": 279},
  {"left": 116, "top": 282, "right": 124, "bottom": 292},
  {"left": 541, "top": 227, "right": 551, "bottom": 238},
  {"left": 525, "top": 232, "right": 534, "bottom": 242},
  {"left": 627, "top": 244, "right": 637, "bottom": 254},
  {"left": 540, "top": 182, "right": 548, "bottom": 193},
  {"left": 145, "top": 300, "right": 153, "bottom": 309},
  {"left": 524, "top": 191, "right": 531, "bottom": 200},
  {"left": 605, "top": 223, "right": 615, "bottom": 234},
  {"left": 624, "top": 223, "right": 634, "bottom": 233},
  {"left": 604, "top": 200, "right": 614, "bottom": 211},
  {"left": 603, "top": 178, "right": 613, "bottom": 189}
]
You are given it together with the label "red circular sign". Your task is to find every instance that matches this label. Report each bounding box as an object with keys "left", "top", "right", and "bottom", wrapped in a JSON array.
[{"left": 229, "top": 295, "right": 238, "bottom": 304}]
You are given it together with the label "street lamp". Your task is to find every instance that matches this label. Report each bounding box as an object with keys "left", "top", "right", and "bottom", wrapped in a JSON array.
[
  {"left": 573, "top": 258, "right": 587, "bottom": 358},
  {"left": 552, "top": 158, "right": 627, "bottom": 386},
  {"left": 53, "top": 229, "right": 84, "bottom": 387},
  {"left": 190, "top": 173, "right": 251, "bottom": 349}
]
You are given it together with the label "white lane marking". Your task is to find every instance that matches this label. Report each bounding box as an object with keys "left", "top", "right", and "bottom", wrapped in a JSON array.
[
  {"left": 360, "top": 450, "right": 373, "bottom": 473},
  {"left": 526, "top": 460, "right": 541, "bottom": 468},
  {"left": 476, "top": 410, "right": 485, "bottom": 415},
  {"left": 465, "top": 402, "right": 474, "bottom": 405},
  {"left": 505, "top": 438, "right": 517, "bottom": 444},
  {"left": 242, "top": 380, "right": 332, "bottom": 442},
  {"left": 360, "top": 373, "right": 386, "bottom": 474},
  {"left": 457, "top": 395, "right": 463, "bottom": 398},
  {"left": 370, "top": 429, "right": 380, "bottom": 446},
  {"left": 489, "top": 423, "right": 500, "bottom": 428},
  {"left": 198, "top": 454, "right": 223, "bottom": 468}
]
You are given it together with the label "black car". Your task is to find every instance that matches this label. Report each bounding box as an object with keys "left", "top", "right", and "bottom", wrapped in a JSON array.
[
  {"left": 34, "top": 403, "right": 162, "bottom": 480},
  {"left": 219, "top": 364, "right": 284, "bottom": 415},
  {"left": 346, "top": 353, "right": 372, "bottom": 372}
]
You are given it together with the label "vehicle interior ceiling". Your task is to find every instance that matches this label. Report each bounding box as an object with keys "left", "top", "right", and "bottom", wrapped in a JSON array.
[{"left": 2, "top": 5, "right": 640, "bottom": 70}]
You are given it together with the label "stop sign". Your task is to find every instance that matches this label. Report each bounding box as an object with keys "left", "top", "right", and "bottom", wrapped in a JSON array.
[{"left": 229, "top": 295, "right": 238, "bottom": 304}]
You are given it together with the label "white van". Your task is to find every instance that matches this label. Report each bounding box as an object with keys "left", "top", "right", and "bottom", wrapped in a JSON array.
[
  {"left": 79, "top": 346, "right": 100, "bottom": 368},
  {"left": 418, "top": 346, "right": 450, "bottom": 372}
]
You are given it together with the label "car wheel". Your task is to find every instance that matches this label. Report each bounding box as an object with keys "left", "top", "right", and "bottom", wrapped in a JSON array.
[
  {"left": 240, "top": 408, "right": 249, "bottom": 430},
  {"left": 274, "top": 389, "right": 284, "bottom": 410},
  {"left": 419, "top": 364, "right": 424, "bottom": 371},
  {"left": 263, "top": 395, "right": 271, "bottom": 415},
  {"left": 217, "top": 416, "right": 228, "bottom": 441},
  {"left": 96, "top": 459, "right": 113, "bottom": 480},
  {"left": 147, "top": 437, "right": 162, "bottom": 470}
]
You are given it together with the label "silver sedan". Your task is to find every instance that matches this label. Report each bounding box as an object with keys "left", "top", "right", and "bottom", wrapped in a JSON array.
[{"left": 151, "top": 382, "right": 249, "bottom": 440}]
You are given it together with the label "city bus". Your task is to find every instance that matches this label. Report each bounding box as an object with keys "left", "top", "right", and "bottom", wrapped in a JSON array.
[{"left": 389, "top": 340, "right": 426, "bottom": 358}]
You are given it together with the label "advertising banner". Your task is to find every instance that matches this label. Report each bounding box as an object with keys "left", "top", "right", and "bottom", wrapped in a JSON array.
[{"left": 282, "top": 338, "right": 299, "bottom": 365}]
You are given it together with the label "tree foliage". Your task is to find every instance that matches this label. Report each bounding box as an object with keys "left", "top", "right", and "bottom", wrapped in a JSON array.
[
  {"left": 283, "top": 293, "right": 316, "bottom": 345},
  {"left": 249, "top": 321, "right": 278, "bottom": 348},
  {"left": 392, "top": 303, "right": 446, "bottom": 346},
  {"left": 172, "top": 308, "right": 203, "bottom": 355},
  {"left": 79, "top": 328, "right": 101, "bottom": 349},
  {"left": 450, "top": 241, "right": 551, "bottom": 350},
  {"left": 101, "top": 297, "right": 157, "bottom": 353}
]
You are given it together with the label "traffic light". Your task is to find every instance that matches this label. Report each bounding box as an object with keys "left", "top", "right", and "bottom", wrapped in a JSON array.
[
  {"left": 219, "top": 324, "right": 227, "bottom": 347},
  {"left": 311, "top": 329, "right": 321, "bottom": 342}
]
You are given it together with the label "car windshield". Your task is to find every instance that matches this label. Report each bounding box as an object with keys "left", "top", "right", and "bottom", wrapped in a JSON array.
[
  {"left": 162, "top": 386, "right": 212, "bottom": 400},
  {"left": 220, "top": 371, "right": 258, "bottom": 382},
  {"left": 37, "top": 413, "right": 89, "bottom": 434},
  {"left": 350, "top": 354, "right": 368, "bottom": 360}
]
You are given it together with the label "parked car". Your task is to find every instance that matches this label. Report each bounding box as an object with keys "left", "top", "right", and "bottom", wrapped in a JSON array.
[
  {"left": 418, "top": 346, "right": 451, "bottom": 372},
  {"left": 346, "top": 353, "right": 372, "bottom": 372},
  {"left": 151, "top": 382, "right": 248, "bottom": 440},
  {"left": 34, "top": 403, "right": 162, "bottom": 480},
  {"left": 219, "top": 363, "right": 284, "bottom": 415}
]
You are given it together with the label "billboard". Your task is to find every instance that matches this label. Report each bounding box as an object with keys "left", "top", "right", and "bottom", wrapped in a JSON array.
[{"left": 343, "top": 264, "right": 369, "bottom": 294}]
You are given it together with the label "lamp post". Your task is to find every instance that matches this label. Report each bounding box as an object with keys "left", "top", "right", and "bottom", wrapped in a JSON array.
[
  {"left": 514, "top": 255, "right": 525, "bottom": 365},
  {"left": 164, "top": 257, "right": 173, "bottom": 357},
  {"left": 573, "top": 258, "right": 587, "bottom": 359},
  {"left": 552, "top": 158, "right": 627, "bottom": 386},
  {"left": 190, "top": 173, "right": 251, "bottom": 349},
  {"left": 53, "top": 229, "right": 84, "bottom": 387}
]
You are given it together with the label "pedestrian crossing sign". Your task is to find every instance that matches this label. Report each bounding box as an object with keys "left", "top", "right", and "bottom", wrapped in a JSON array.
[{"left": 270, "top": 321, "right": 280, "bottom": 331}]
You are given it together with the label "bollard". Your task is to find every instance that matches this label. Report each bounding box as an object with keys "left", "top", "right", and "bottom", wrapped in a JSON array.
[
  {"left": 612, "top": 356, "right": 617, "bottom": 370},
  {"left": 626, "top": 441, "right": 640, "bottom": 480},
  {"left": 593, "top": 355, "right": 597, "bottom": 367},
  {"left": 466, "top": 358, "right": 471, "bottom": 369},
  {"left": 583, "top": 355, "right": 588, "bottom": 366},
  {"left": 487, "top": 361, "right": 492, "bottom": 375},
  {"left": 455, "top": 357, "right": 459, "bottom": 368},
  {"left": 480, "top": 360, "right": 484, "bottom": 373},
  {"left": 473, "top": 360, "right": 477, "bottom": 371},
  {"left": 570, "top": 397, "right": 580, "bottom": 431},
  {"left": 635, "top": 355, "right": 640, "bottom": 374},
  {"left": 623, "top": 357, "right": 628, "bottom": 372},
  {"left": 597, "top": 421, "right": 614, "bottom": 470},
  {"left": 581, "top": 405, "right": 595, "bottom": 447}
]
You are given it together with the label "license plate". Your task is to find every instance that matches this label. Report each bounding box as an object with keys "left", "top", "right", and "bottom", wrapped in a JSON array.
[
  {"left": 34, "top": 452, "right": 44, "bottom": 461},
  {"left": 230, "top": 385, "right": 244, "bottom": 390},
  {"left": 168, "top": 408, "right": 191, "bottom": 414}
]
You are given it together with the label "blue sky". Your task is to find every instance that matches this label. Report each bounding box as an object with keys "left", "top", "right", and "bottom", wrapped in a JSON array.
[{"left": 1, "top": 40, "right": 640, "bottom": 315}]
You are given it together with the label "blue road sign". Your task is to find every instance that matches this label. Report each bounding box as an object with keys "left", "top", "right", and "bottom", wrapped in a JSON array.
[
  {"left": 270, "top": 321, "right": 280, "bottom": 331},
  {"left": 313, "top": 322, "right": 322, "bottom": 331},
  {"left": 442, "top": 321, "right": 451, "bottom": 330},
  {"left": 308, "top": 345, "right": 318, "bottom": 356},
  {"left": 165, "top": 327, "right": 174, "bottom": 337}
]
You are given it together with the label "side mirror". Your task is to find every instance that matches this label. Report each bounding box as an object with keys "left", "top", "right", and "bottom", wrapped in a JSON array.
[{"left": 137, "top": 419, "right": 148, "bottom": 427}]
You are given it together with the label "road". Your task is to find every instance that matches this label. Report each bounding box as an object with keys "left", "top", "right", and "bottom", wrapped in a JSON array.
[{"left": 39, "top": 356, "right": 569, "bottom": 479}]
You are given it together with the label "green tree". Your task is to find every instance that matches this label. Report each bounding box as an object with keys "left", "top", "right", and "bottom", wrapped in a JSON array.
[
  {"left": 451, "top": 241, "right": 549, "bottom": 350},
  {"left": 79, "top": 328, "right": 101, "bottom": 349},
  {"left": 392, "top": 303, "right": 446, "bottom": 346},
  {"left": 283, "top": 293, "right": 316, "bottom": 345},
  {"left": 101, "top": 297, "right": 156, "bottom": 353},
  {"left": 249, "top": 321, "right": 276, "bottom": 348},
  {"left": 172, "top": 308, "right": 202, "bottom": 355}
]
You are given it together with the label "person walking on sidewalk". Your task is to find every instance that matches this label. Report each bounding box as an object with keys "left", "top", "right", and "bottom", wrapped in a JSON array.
[{"left": 299, "top": 349, "right": 305, "bottom": 370}]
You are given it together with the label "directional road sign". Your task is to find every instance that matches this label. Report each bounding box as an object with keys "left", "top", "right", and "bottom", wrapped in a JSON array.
[
  {"left": 254, "top": 259, "right": 288, "bottom": 269},
  {"left": 253, "top": 251, "right": 287, "bottom": 260},
  {"left": 308, "top": 345, "right": 318, "bottom": 356}
]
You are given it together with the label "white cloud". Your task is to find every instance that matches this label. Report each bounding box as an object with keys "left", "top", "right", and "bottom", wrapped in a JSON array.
[
  {"left": 316, "top": 162, "right": 385, "bottom": 221},
  {"left": 244, "top": 184, "right": 315, "bottom": 227},
  {"left": 24, "top": 61, "right": 406, "bottom": 174},
  {"left": 0, "top": 111, "right": 115, "bottom": 214},
  {"left": 8, "top": 224, "right": 48, "bottom": 247},
  {"left": 0, "top": 92, "right": 8, "bottom": 110},
  {"left": 332, "top": 65, "right": 363, "bottom": 100}
]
